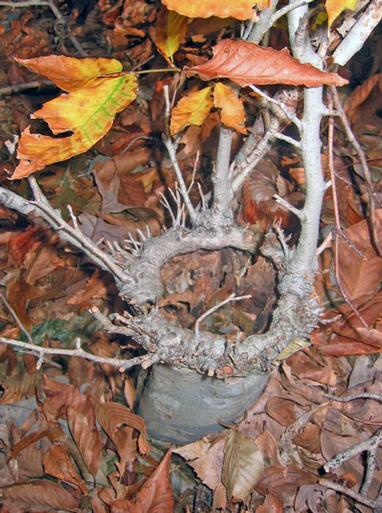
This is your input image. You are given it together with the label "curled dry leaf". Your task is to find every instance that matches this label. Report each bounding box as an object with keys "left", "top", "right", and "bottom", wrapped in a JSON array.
[
  {"left": 161, "top": 0, "right": 270, "bottom": 20},
  {"left": 1, "top": 480, "right": 79, "bottom": 511},
  {"left": 170, "top": 86, "right": 213, "bottom": 135},
  {"left": 95, "top": 401, "right": 150, "bottom": 456},
  {"left": 213, "top": 82, "right": 246, "bottom": 134},
  {"left": 13, "top": 56, "right": 138, "bottom": 178},
  {"left": 67, "top": 392, "right": 102, "bottom": 477},
  {"left": 222, "top": 430, "right": 265, "bottom": 502},
  {"left": 43, "top": 444, "right": 88, "bottom": 495},
  {"left": 187, "top": 39, "right": 348, "bottom": 87},
  {"left": 110, "top": 450, "right": 174, "bottom": 513},
  {"left": 154, "top": 7, "right": 188, "bottom": 61}
]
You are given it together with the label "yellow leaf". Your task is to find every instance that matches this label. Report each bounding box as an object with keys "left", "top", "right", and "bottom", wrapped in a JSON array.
[
  {"left": 325, "top": 0, "right": 358, "bottom": 27},
  {"left": 155, "top": 7, "right": 188, "bottom": 61},
  {"left": 170, "top": 87, "right": 213, "bottom": 135},
  {"left": 13, "top": 73, "right": 137, "bottom": 179},
  {"left": 15, "top": 55, "right": 123, "bottom": 92},
  {"left": 214, "top": 82, "right": 246, "bottom": 134},
  {"left": 161, "top": 0, "right": 270, "bottom": 21}
]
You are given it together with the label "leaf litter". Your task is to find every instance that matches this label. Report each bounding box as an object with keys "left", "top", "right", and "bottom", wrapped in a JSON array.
[{"left": 0, "top": 1, "right": 381, "bottom": 512}]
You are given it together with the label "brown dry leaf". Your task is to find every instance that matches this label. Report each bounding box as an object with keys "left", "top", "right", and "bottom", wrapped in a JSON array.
[
  {"left": 337, "top": 209, "right": 382, "bottom": 301},
  {"left": 95, "top": 402, "right": 150, "bottom": 456},
  {"left": 265, "top": 397, "right": 303, "bottom": 427},
  {"left": 170, "top": 87, "right": 213, "bottom": 135},
  {"left": 1, "top": 480, "right": 79, "bottom": 511},
  {"left": 222, "top": 430, "right": 264, "bottom": 502},
  {"left": 213, "top": 82, "right": 246, "bottom": 134},
  {"left": 162, "top": 0, "right": 269, "bottom": 20},
  {"left": 124, "top": 377, "right": 137, "bottom": 410},
  {"left": 174, "top": 436, "right": 226, "bottom": 490},
  {"left": 110, "top": 449, "right": 174, "bottom": 513},
  {"left": 256, "top": 465, "right": 317, "bottom": 501},
  {"left": 43, "top": 444, "right": 88, "bottom": 494},
  {"left": 187, "top": 39, "right": 348, "bottom": 87},
  {"left": 67, "top": 392, "right": 102, "bottom": 477},
  {"left": 255, "top": 494, "right": 283, "bottom": 513},
  {"left": 66, "top": 271, "right": 108, "bottom": 310},
  {"left": 344, "top": 73, "right": 382, "bottom": 123}
]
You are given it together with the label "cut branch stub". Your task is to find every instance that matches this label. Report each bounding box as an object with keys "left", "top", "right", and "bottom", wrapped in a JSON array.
[{"left": 186, "top": 39, "right": 348, "bottom": 87}]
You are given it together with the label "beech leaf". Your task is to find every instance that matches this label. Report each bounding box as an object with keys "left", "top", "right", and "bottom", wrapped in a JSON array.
[
  {"left": 110, "top": 450, "right": 174, "bottom": 513},
  {"left": 187, "top": 39, "right": 348, "bottom": 87},
  {"left": 13, "top": 56, "right": 137, "bottom": 179},
  {"left": 170, "top": 86, "right": 213, "bottom": 135},
  {"left": 325, "top": 0, "right": 358, "bottom": 27},
  {"left": 213, "top": 82, "right": 246, "bottom": 134},
  {"left": 222, "top": 430, "right": 264, "bottom": 501},
  {"left": 1, "top": 480, "right": 79, "bottom": 511},
  {"left": 43, "top": 444, "right": 88, "bottom": 494},
  {"left": 67, "top": 393, "right": 102, "bottom": 477},
  {"left": 161, "top": 0, "right": 270, "bottom": 20},
  {"left": 95, "top": 401, "right": 150, "bottom": 456},
  {"left": 154, "top": 7, "right": 188, "bottom": 60},
  {"left": 15, "top": 55, "right": 123, "bottom": 92}
]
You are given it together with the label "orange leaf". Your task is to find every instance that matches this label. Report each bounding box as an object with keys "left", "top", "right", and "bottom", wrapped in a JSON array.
[
  {"left": 1, "top": 480, "right": 79, "bottom": 511},
  {"left": 110, "top": 450, "right": 174, "bottom": 513},
  {"left": 43, "top": 444, "right": 88, "bottom": 494},
  {"left": 213, "top": 82, "right": 246, "bottom": 134},
  {"left": 154, "top": 7, "right": 188, "bottom": 61},
  {"left": 170, "top": 86, "right": 213, "bottom": 135},
  {"left": 15, "top": 55, "right": 123, "bottom": 92},
  {"left": 13, "top": 56, "right": 137, "bottom": 179},
  {"left": 187, "top": 39, "right": 348, "bottom": 87},
  {"left": 161, "top": 0, "right": 270, "bottom": 20}
]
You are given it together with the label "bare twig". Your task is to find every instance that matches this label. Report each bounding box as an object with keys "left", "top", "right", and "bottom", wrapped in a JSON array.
[
  {"left": 319, "top": 479, "right": 376, "bottom": 509},
  {"left": 162, "top": 136, "right": 199, "bottom": 225},
  {"left": 249, "top": 85, "right": 302, "bottom": 129},
  {"left": 0, "top": 294, "right": 33, "bottom": 344},
  {"left": 331, "top": 86, "right": 381, "bottom": 255},
  {"left": 213, "top": 127, "right": 234, "bottom": 218},
  {"left": 333, "top": 0, "right": 382, "bottom": 66},
  {"left": 194, "top": 293, "right": 251, "bottom": 340},
  {"left": 327, "top": 101, "right": 369, "bottom": 329},
  {"left": 273, "top": 194, "right": 306, "bottom": 221},
  {"left": 0, "top": 80, "right": 53, "bottom": 97},
  {"left": 0, "top": 336, "right": 154, "bottom": 370}
]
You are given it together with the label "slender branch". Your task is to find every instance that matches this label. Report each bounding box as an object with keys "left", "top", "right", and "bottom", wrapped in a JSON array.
[
  {"left": 333, "top": 0, "right": 382, "bottom": 66},
  {"left": 331, "top": 86, "right": 381, "bottom": 254},
  {"left": 162, "top": 136, "right": 199, "bottom": 226},
  {"left": 0, "top": 0, "right": 48, "bottom": 5},
  {"left": 0, "top": 80, "right": 53, "bottom": 97},
  {"left": 323, "top": 427, "right": 382, "bottom": 472},
  {"left": 271, "top": 0, "right": 314, "bottom": 25},
  {"left": 319, "top": 480, "right": 376, "bottom": 509},
  {"left": 213, "top": 127, "right": 234, "bottom": 218},
  {"left": 0, "top": 336, "right": 155, "bottom": 370},
  {"left": 327, "top": 101, "right": 369, "bottom": 329},
  {"left": 0, "top": 180, "right": 131, "bottom": 285},
  {"left": 273, "top": 194, "right": 306, "bottom": 221},
  {"left": 246, "top": 0, "right": 279, "bottom": 43},
  {"left": 194, "top": 293, "right": 251, "bottom": 340},
  {"left": 249, "top": 85, "right": 302, "bottom": 129}
]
